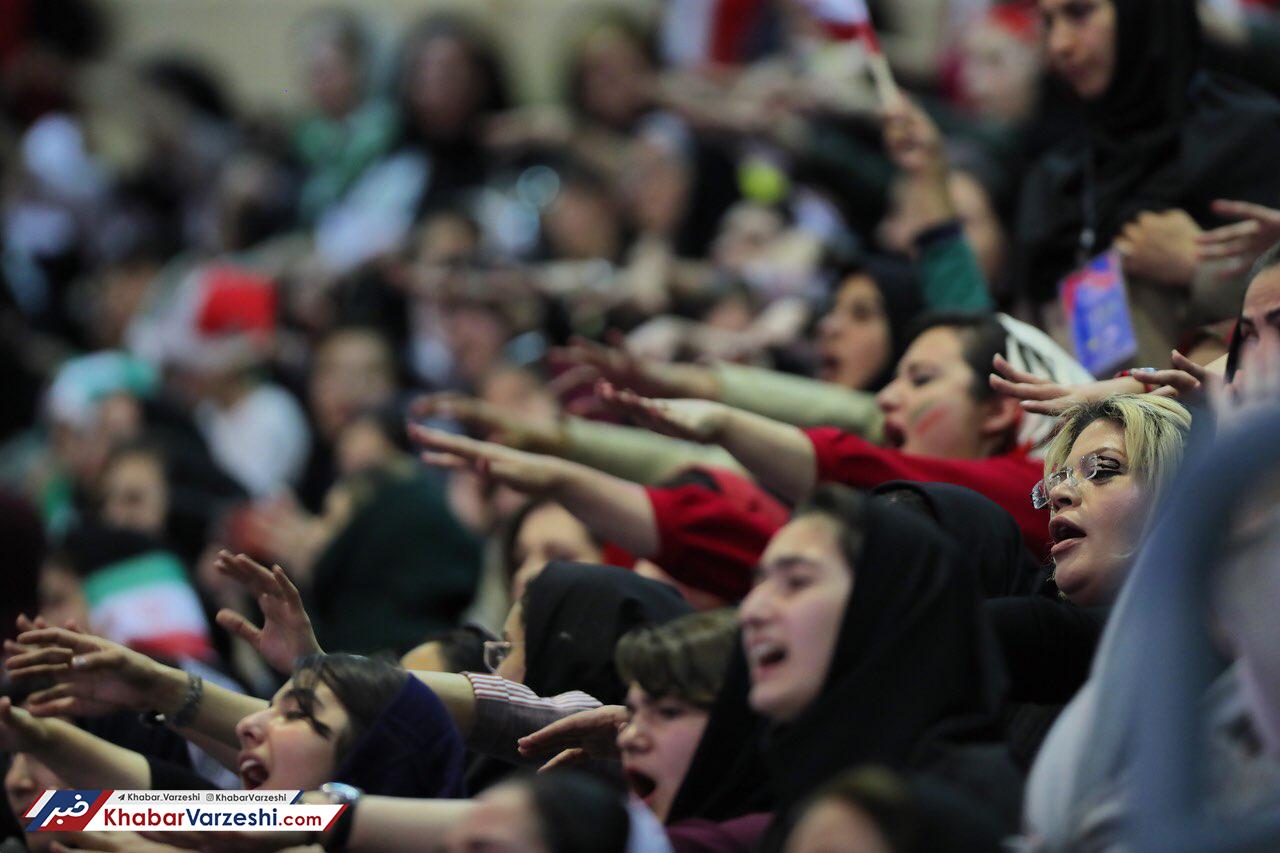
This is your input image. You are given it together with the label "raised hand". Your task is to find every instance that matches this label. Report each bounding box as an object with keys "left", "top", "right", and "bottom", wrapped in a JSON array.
[
  {"left": 407, "top": 423, "right": 568, "bottom": 494},
  {"left": 517, "top": 705, "right": 629, "bottom": 771},
  {"left": 1197, "top": 200, "right": 1280, "bottom": 277},
  {"left": 596, "top": 382, "right": 731, "bottom": 443},
  {"left": 408, "top": 392, "right": 564, "bottom": 453},
  {"left": 882, "top": 97, "right": 946, "bottom": 177},
  {"left": 212, "top": 551, "right": 322, "bottom": 676},
  {"left": 549, "top": 335, "right": 678, "bottom": 397},
  {"left": 6, "top": 625, "right": 167, "bottom": 717},
  {"left": 1116, "top": 209, "right": 1202, "bottom": 287},
  {"left": 988, "top": 354, "right": 1179, "bottom": 416}
]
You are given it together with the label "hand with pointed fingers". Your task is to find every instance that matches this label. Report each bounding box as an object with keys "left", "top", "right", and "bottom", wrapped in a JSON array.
[
  {"left": 517, "top": 704, "right": 628, "bottom": 766},
  {"left": 596, "top": 382, "right": 730, "bottom": 443},
  {"left": 882, "top": 96, "right": 946, "bottom": 177},
  {"left": 408, "top": 423, "right": 568, "bottom": 494},
  {"left": 548, "top": 335, "right": 672, "bottom": 397},
  {"left": 988, "top": 355, "right": 1177, "bottom": 416},
  {"left": 213, "top": 551, "right": 322, "bottom": 676},
  {"left": 0, "top": 696, "right": 49, "bottom": 751},
  {"left": 6, "top": 626, "right": 167, "bottom": 717},
  {"left": 1197, "top": 200, "right": 1280, "bottom": 277},
  {"left": 408, "top": 392, "right": 564, "bottom": 453}
]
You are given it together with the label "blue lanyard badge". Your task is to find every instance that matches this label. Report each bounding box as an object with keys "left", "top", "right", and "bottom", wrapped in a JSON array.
[{"left": 1058, "top": 250, "right": 1138, "bottom": 377}]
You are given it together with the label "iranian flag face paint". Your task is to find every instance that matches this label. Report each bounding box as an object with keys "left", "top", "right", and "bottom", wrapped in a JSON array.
[{"left": 875, "top": 327, "right": 991, "bottom": 460}]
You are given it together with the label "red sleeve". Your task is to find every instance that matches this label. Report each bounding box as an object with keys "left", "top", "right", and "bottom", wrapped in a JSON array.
[
  {"left": 646, "top": 476, "right": 788, "bottom": 602},
  {"left": 804, "top": 427, "right": 1052, "bottom": 558}
]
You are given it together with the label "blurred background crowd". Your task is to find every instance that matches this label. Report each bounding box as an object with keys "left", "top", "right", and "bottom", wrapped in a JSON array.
[{"left": 1, "top": 0, "right": 1280, "bottom": 847}]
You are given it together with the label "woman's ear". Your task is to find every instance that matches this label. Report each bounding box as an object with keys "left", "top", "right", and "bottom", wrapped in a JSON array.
[{"left": 979, "top": 395, "right": 1023, "bottom": 445}]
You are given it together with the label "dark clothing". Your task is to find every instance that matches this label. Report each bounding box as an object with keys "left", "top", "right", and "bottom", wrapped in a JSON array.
[
  {"left": 873, "top": 481, "right": 1045, "bottom": 599},
  {"left": 986, "top": 597, "right": 1107, "bottom": 706},
  {"left": 147, "top": 756, "right": 215, "bottom": 790},
  {"left": 760, "top": 496, "right": 1009, "bottom": 846},
  {"left": 1017, "top": 0, "right": 1280, "bottom": 305},
  {"left": 307, "top": 468, "right": 482, "bottom": 656},
  {"left": 522, "top": 562, "right": 693, "bottom": 704}
]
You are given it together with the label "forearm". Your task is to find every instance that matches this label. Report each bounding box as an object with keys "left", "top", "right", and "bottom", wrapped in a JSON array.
[
  {"left": 407, "top": 671, "right": 477, "bottom": 737},
  {"left": 718, "top": 408, "right": 816, "bottom": 504},
  {"left": 149, "top": 667, "right": 266, "bottom": 750},
  {"left": 713, "top": 362, "right": 886, "bottom": 439},
  {"left": 551, "top": 461, "right": 661, "bottom": 557},
  {"left": 347, "top": 798, "right": 478, "bottom": 852},
  {"left": 560, "top": 417, "right": 743, "bottom": 484},
  {"left": 30, "top": 719, "right": 151, "bottom": 789}
]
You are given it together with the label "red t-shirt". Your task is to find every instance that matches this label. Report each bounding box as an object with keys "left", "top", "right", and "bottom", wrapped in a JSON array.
[
  {"left": 646, "top": 469, "right": 789, "bottom": 602},
  {"left": 805, "top": 427, "right": 1051, "bottom": 559}
]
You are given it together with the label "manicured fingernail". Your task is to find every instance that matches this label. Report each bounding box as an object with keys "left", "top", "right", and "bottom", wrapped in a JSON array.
[{"left": 71, "top": 656, "right": 86, "bottom": 669}]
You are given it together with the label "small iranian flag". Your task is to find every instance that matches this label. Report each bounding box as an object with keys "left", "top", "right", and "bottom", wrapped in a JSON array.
[
  {"left": 802, "top": 0, "right": 881, "bottom": 52},
  {"left": 84, "top": 551, "right": 214, "bottom": 661}
]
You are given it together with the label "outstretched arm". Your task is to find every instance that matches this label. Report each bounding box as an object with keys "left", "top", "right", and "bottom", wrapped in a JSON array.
[
  {"left": 600, "top": 385, "right": 817, "bottom": 504},
  {"left": 0, "top": 696, "right": 151, "bottom": 789},
  {"left": 408, "top": 423, "right": 660, "bottom": 557}
]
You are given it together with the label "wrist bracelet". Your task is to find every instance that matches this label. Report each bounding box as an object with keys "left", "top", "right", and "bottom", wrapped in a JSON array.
[{"left": 170, "top": 673, "right": 204, "bottom": 727}]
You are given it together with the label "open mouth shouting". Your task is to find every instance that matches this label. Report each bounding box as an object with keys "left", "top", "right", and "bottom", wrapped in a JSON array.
[
  {"left": 237, "top": 753, "right": 270, "bottom": 790},
  {"left": 1049, "top": 516, "right": 1086, "bottom": 558}
]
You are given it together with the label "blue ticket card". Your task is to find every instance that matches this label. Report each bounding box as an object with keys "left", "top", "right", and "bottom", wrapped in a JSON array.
[{"left": 1058, "top": 250, "right": 1138, "bottom": 377}]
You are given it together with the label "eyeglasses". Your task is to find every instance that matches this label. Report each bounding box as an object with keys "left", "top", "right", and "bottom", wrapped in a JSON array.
[
  {"left": 1031, "top": 453, "right": 1124, "bottom": 509},
  {"left": 483, "top": 641, "right": 516, "bottom": 673}
]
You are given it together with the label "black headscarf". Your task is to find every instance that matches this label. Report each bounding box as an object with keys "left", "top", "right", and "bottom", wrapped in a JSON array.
[
  {"left": 1017, "top": 0, "right": 1280, "bottom": 302},
  {"left": 523, "top": 562, "right": 693, "bottom": 703},
  {"left": 668, "top": 493, "right": 1008, "bottom": 833},
  {"left": 872, "top": 481, "right": 1045, "bottom": 598},
  {"left": 762, "top": 495, "right": 1008, "bottom": 833},
  {"left": 830, "top": 255, "right": 924, "bottom": 392}
]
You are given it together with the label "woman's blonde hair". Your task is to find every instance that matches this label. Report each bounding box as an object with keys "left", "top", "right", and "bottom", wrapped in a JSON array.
[{"left": 1042, "top": 394, "right": 1192, "bottom": 500}]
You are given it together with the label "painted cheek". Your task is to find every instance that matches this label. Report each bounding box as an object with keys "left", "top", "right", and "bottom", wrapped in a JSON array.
[{"left": 907, "top": 402, "right": 953, "bottom": 443}]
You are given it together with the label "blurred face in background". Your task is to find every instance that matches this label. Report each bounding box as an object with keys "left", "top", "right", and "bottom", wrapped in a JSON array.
[
  {"left": 304, "top": 37, "right": 362, "bottom": 119},
  {"left": 100, "top": 451, "right": 169, "bottom": 537},
  {"left": 574, "top": 26, "right": 652, "bottom": 131},
  {"left": 510, "top": 503, "right": 602, "bottom": 600},
  {"left": 816, "top": 274, "right": 892, "bottom": 391},
  {"left": 38, "top": 560, "right": 91, "bottom": 636},
  {"left": 309, "top": 330, "right": 396, "bottom": 442},
  {"left": 1041, "top": 0, "right": 1117, "bottom": 100},
  {"left": 960, "top": 18, "right": 1042, "bottom": 122},
  {"left": 406, "top": 33, "right": 488, "bottom": 139},
  {"left": 786, "top": 797, "right": 892, "bottom": 853}
]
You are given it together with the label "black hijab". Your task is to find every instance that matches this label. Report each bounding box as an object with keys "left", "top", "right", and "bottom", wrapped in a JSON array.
[
  {"left": 668, "top": 492, "right": 1008, "bottom": 832},
  {"left": 523, "top": 562, "right": 693, "bottom": 704},
  {"left": 1017, "top": 0, "right": 1280, "bottom": 302},
  {"left": 872, "top": 481, "right": 1045, "bottom": 598}
]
